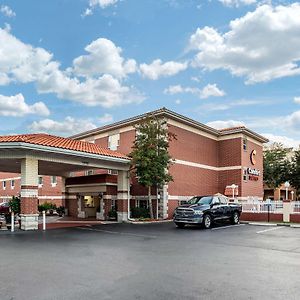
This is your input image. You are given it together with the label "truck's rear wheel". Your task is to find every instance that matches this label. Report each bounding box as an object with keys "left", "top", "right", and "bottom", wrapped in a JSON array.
[
  {"left": 231, "top": 211, "right": 240, "bottom": 225},
  {"left": 175, "top": 223, "right": 185, "bottom": 228},
  {"left": 203, "top": 214, "right": 212, "bottom": 229}
]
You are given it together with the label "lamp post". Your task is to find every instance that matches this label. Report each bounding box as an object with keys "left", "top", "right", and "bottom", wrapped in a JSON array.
[
  {"left": 230, "top": 184, "right": 237, "bottom": 202},
  {"left": 291, "top": 190, "right": 294, "bottom": 201},
  {"left": 284, "top": 181, "right": 290, "bottom": 200}
]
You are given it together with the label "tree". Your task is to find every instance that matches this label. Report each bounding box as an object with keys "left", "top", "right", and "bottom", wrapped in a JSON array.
[
  {"left": 289, "top": 149, "right": 300, "bottom": 197},
  {"left": 263, "top": 143, "right": 291, "bottom": 191},
  {"left": 129, "top": 114, "right": 176, "bottom": 219}
]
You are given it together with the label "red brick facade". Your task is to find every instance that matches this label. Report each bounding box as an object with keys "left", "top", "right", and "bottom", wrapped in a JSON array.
[{"left": 0, "top": 109, "right": 267, "bottom": 219}]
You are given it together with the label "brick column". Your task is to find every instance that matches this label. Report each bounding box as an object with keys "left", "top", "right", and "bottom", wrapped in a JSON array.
[
  {"left": 20, "top": 157, "right": 39, "bottom": 230},
  {"left": 117, "top": 170, "right": 129, "bottom": 222}
]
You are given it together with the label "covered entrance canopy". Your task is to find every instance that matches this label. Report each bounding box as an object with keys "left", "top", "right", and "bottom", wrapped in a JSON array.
[{"left": 0, "top": 134, "right": 130, "bottom": 230}]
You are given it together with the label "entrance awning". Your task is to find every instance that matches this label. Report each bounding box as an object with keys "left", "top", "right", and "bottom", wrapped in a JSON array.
[{"left": 0, "top": 134, "right": 130, "bottom": 175}]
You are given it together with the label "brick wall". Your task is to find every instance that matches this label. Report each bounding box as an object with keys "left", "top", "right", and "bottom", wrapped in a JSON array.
[
  {"left": 168, "top": 164, "right": 219, "bottom": 196},
  {"left": 218, "top": 138, "right": 242, "bottom": 167},
  {"left": 168, "top": 124, "right": 218, "bottom": 167}
]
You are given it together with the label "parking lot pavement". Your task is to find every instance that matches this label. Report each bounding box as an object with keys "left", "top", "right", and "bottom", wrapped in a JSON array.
[{"left": 0, "top": 222, "right": 299, "bottom": 300}]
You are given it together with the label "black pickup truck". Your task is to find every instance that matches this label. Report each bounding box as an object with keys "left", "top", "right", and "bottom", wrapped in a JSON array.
[{"left": 173, "top": 195, "right": 242, "bottom": 229}]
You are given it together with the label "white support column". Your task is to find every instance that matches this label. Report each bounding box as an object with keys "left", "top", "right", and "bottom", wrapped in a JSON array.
[
  {"left": 161, "top": 184, "right": 169, "bottom": 219},
  {"left": 117, "top": 170, "right": 129, "bottom": 222},
  {"left": 96, "top": 196, "right": 105, "bottom": 220},
  {"left": 77, "top": 195, "right": 86, "bottom": 218},
  {"left": 20, "top": 157, "right": 39, "bottom": 230}
]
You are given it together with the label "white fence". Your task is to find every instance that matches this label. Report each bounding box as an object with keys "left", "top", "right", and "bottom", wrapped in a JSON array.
[
  {"left": 291, "top": 201, "right": 300, "bottom": 214},
  {"left": 241, "top": 200, "right": 283, "bottom": 213}
]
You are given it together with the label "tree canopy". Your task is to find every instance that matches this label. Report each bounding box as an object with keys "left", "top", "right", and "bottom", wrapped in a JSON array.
[
  {"left": 129, "top": 114, "right": 176, "bottom": 218},
  {"left": 263, "top": 143, "right": 291, "bottom": 190}
]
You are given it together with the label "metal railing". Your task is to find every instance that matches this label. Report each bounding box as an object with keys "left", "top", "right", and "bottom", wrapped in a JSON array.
[
  {"left": 241, "top": 200, "right": 283, "bottom": 213},
  {"left": 291, "top": 201, "right": 300, "bottom": 214}
]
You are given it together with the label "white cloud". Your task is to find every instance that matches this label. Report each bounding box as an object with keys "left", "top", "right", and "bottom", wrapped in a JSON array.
[
  {"left": 164, "top": 83, "right": 225, "bottom": 99},
  {"left": 219, "top": 0, "right": 256, "bottom": 7},
  {"left": 0, "top": 93, "right": 49, "bottom": 117},
  {"left": 262, "top": 133, "right": 300, "bottom": 149},
  {"left": 89, "top": 0, "right": 118, "bottom": 9},
  {"left": 0, "top": 5, "right": 16, "bottom": 17},
  {"left": 294, "top": 97, "right": 300, "bottom": 104},
  {"left": 198, "top": 99, "right": 261, "bottom": 112},
  {"left": 73, "top": 38, "right": 136, "bottom": 78},
  {"left": 140, "top": 59, "right": 188, "bottom": 80},
  {"left": 0, "top": 27, "right": 144, "bottom": 108},
  {"left": 189, "top": 4, "right": 300, "bottom": 84},
  {"left": 98, "top": 113, "right": 113, "bottom": 123},
  {"left": 206, "top": 120, "right": 246, "bottom": 130},
  {"left": 29, "top": 117, "right": 97, "bottom": 135}
]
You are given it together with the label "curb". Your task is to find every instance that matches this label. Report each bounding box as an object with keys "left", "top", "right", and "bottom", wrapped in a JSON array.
[
  {"left": 241, "top": 221, "right": 300, "bottom": 227},
  {"left": 129, "top": 220, "right": 173, "bottom": 225}
]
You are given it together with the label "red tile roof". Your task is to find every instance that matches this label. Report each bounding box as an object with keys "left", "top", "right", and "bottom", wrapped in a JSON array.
[{"left": 0, "top": 134, "right": 129, "bottom": 160}]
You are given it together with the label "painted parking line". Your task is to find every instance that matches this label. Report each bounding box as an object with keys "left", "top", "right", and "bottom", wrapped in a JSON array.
[
  {"left": 211, "top": 224, "right": 245, "bottom": 231},
  {"left": 77, "top": 226, "right": 157, "bottom": 239},
  {"left": 256, "top": 226, "right": 284, "bottom": 234}
]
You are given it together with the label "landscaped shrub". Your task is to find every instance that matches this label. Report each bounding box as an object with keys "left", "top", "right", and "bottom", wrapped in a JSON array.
[
  {"left": 9, "top": 196, "right": 20, "bottom": 213},
  {"left": 38, "top": 202, "right": 57, "bottom": 213},
  {"left": 108, "top": 208, "right": 117, "bottom": 219},
  {"left": 131, "top": 207, "right": 150, "bottom": 219}
]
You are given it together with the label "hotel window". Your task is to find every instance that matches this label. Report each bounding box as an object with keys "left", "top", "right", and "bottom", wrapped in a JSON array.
[
  {"left": 51, "top": 176, "right": 57, "bottom": 186},
  {"left": 108, "top": 133, "right": 120, "bottom": 150},
  {"left": 11, "top": 180, "right": 15, "bottom": 189},
  {"left": 38, "top": 176, "right": 43, "bottom": 187},
  {"left": 243, "top": 138, "right": 247, "bottom": 151},
  {"left": 108, "top": 169, "right": 118, "bottom": 175},
  {"left": 84, "top": 170, "right": 94, "bottom": 176},
  {"left": 2, "top": 181, "right": 6, "bottom": 190},
  {"left": 243, "top": 168, "right": 248, "bottom": 181}
]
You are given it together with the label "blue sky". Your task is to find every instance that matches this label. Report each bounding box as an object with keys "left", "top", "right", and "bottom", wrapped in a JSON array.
[{"left": 0, "top": 0, "right": 300, "bottom": 147}]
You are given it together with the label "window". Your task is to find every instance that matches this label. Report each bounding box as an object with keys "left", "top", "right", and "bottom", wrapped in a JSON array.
[
  {"left": 108, "top": 169, "right": 118, "bottom": 175},
  {"left": 219, "top": 196, "right": 228, "bottom": 205},
  {"left": 11, "top": 180, "right": 15, "bottom": 189},
  {"left": 108, "top": 133, "right": 120, "bottom": 150},
  {"left": 51, "top": 176, "right": 57, "bottom": 186},
  {"left": 84, "top": 196, "right": 95, "bottom": 208},
  {"left": 243, "top": 168, "right": 248, "bottom": 181},
  {"left": 2, "top": 181, "right": 6, "bottom": 190},
  {"left": 84, "top": 170, "right": 94, "bottom": 176},
  {"left": 212, "top": 197, "right": 220, "bottom": 205},
  {"left": 38, "top": 176, "right": 43, "bottom": 186},
  {"left": 243, "top": 138, "right": 247, "bottom": 151}
]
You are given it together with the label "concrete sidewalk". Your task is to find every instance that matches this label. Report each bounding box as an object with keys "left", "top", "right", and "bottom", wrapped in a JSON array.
[{"left": 241, "top": 220, "right": 300, "bottom": 228}]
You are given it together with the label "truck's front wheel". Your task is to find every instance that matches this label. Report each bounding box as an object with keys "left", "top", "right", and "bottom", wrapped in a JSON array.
[
  {"left": 231, "top": 211, "right": 240, "bottom": 225},
  {"left": 203, "top": 214, "right": 212, "bottom": 229}
]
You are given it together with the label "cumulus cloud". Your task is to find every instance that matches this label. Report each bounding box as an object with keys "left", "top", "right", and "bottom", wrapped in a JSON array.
[
  {"left": 0, "top": 27, "right": 144, "bottom": 108},
  {"left": 188, "top": 4, "right": 300, "bottom": 84},
  {"left": 89, "top": 0, "right": 118, "bottom": 9},
  {"left": 294, "top": 97, "right": 300, "bottom": 104},
  {"left": 0, "top": 93, "right": 49, "bottom": 117},
  {"left": 98, "top": 113, "right": 113, "bottom": 123},
  {"left": 72, "top": 38, "right": 136, "bottom": 78},
  {"left": 29, "top": 116, "right": 97, "bottom": 135},
  {"left": 219, "top": 0, "right": 256, "bottom": 7},
  {"left": 164, "top": 83, "right": 225, "bottom": 99},
  {"left": 140, "top": 59, "right": 188, "bottom": 80},
  {"left": 206, "top": 120, "right": 246, "bottom": 130},
  {"left": 262, "top": 133, "right": 300, "bottom": 149},
  {"left": 0, "top": 5, "right": 16, "bottom": 17}
]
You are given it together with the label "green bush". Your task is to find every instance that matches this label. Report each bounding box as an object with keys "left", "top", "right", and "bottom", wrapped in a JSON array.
[
  {"left": 108, "top": 208, "right": 117, "bottom": 219},
  {"left": 38, "top": 202, "right": 57, "bottom": 212},
  {"left": 131, "top": 207, "right": 150, "bottom": 219},
  {"left": 9, "top": 196, "right": 20, "bottom": 213}
]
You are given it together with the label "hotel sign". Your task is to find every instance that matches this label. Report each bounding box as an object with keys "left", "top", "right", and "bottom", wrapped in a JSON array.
[{"left": 248, "top": 150, "right": 260, "bottom": 181}]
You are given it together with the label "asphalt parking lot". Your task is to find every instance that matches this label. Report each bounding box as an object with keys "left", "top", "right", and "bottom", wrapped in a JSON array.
[{"left": 0, "top": 222, "right": 300, "bottom": 300}]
